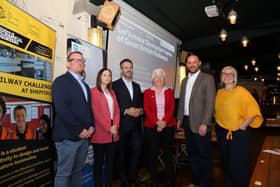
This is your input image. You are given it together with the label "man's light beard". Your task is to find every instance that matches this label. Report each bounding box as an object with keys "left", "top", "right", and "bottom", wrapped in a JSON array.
[
  {"left": 123, "top": 71, "right": 133, "bottom": 79},
  {"left": 189, "top": 67, "right": 200, "bottom": 74}
]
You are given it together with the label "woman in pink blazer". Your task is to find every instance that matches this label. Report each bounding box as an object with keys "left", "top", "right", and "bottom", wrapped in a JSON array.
[
  {"left": 143, "top": 68, "right": 177, "bottom": 187},
  {"left": 90, "top": 68, "right": 120, "bottom": 187}
]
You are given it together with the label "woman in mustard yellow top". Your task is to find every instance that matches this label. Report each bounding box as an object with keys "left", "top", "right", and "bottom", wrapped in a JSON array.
[{"left": 214, "top": 66, "right": 263, "bottom": 187}]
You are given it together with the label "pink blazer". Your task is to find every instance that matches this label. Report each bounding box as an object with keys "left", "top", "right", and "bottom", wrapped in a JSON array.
[{"left": 90, "top": 87, "right": 120, "bottom": 143}]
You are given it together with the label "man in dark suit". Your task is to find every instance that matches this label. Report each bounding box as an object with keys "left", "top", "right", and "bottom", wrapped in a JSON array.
[
  {"left": 52, "top": 51, "right": 95, "bottom": 187},
  {"left": 177, "top": 54, "right": 216, "bottom": 187},
  {"left": 112, "top": 58, "right": 143, "bottom": 187}
]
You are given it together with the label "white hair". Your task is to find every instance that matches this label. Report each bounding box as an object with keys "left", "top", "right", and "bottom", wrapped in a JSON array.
[{"left": 152, "top": 68, "right": 166, "bottom": 80}]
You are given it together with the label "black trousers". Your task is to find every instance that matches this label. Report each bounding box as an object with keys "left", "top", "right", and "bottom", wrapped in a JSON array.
[
  {"left": 183, "top": 116, "right": 212, "bottom": 187},
  {"left": 145, "top": 126, "right": 174, "bottom": 184},
  {"left": 93, "top": 142, "right": 117, "bottom": 187},
  {"left": 215, "top": 125, "right": 250, "bottom": 187},
  {"left": 118, "top": 129, "right": 142, "bottom": 182}
]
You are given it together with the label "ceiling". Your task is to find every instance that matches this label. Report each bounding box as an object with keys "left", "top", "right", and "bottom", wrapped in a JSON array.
[{"left": 91, "top": 0, "right": 280, "bottom": 80}]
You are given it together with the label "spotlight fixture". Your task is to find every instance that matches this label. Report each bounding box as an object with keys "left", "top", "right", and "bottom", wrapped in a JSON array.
[
  {"left": 219, "top": 29, "right": 227, "bottom": 42},
  {"left": 244, "top": 64, "right": 248, "bottom": 70},
  {"left": 251, "top": 59, "right": 256, "bottom": 66},
  {"left": 241, "top": 36, "right": 249, "bottom": 47},
  {"left": 204, "top": 4, "right": 219, "bottom": 17},
  {"left": 228, "top": 9, "right": 237, "bottom": 24}
]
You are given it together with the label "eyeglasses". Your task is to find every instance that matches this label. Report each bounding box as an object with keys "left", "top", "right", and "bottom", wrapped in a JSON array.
[
  {"left": 69, "top": 58, "right": 85, "bottom": 64},
  {"left": 221, "top": 72, "right": 234, "bottom": 77}
]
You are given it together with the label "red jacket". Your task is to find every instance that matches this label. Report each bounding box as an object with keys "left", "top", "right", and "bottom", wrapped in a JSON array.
[
  {"left": 144, "top": 88, "right": 177, "bottom": 128},
  {"left": 90, "top": 87, "right": 120, "bottom": 144}
]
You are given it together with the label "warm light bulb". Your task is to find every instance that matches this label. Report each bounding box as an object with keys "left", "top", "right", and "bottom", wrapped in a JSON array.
[
  {"left": 253, "top": 77, "right": 258, "bottom": 81},
  {"left": 228, "top": 9, "right": 237, "bottom": 24},
  {"left": 277, "top": 77, "right": 280, "bottom": 81},
  {"left": 241, "top": 36, "right": 249, "bottom": 47},
  {"left": 254, "top": 67, "right": 259, "bottom": 72},
  {"left": 261, "top": 78, "right": 264, "bottom": 82},
  {"left": 219, "top": 29, "right": 227, "bottom": 42},
  {"left": 251, "top": 59, "right": 256, "bottom": 66},
  {"left": 277, "top": 65, "right": 280, "bottom": 71},
  {"left": 244, "top": 64, "right": 248, "bottom": 70},
  {"left": 273, "top": 96, "right": 276, "bottom": 105}
]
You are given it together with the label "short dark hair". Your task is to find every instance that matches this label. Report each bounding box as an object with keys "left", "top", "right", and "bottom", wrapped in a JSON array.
[
  {"left": 14, "top": 105, "right": 26, "bottom": 116},
  {"left": 40, "top": 114, "right": 51, "bottom": 127},
  {"left": 67, "top": 51, "right": 84, "bottom": 62},
  {"left": 119, "top": 58, "right": 133, "bottom": 67},
  {"left": 0, "top": 97, "right": 6, "bottom": 116},
  {"left": 185, "top": 52, "right": 200, "bottom": 63},
  {"left": 96, "top": 68, "right": 112, "bottom": 93}
]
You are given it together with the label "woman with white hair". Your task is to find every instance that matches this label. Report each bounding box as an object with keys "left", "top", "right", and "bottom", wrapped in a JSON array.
[
  {"left": 214, "top": 66, "right": 263, "bottom": 187},
  {"left": 143, "top": 68, "right": 177, "bottom": 187}
]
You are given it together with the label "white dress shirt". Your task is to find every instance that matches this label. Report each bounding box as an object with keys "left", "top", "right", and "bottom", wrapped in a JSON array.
[
  {"left": 104, "top": 91, "right": 114, "bottom": 119},
  {"left": 69, "top": 71, "right": 88, "bottom": 102},
  {"left": 122, "top": 77, "right": 133, "bottom": 100},
  {"left": 184, "top": 70, "right": 200, "bottom": 115}
]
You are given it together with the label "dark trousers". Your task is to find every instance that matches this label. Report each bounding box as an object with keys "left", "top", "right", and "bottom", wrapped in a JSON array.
[
  {"left": 118, "top": 129, "right": 142, "bottom": 182},
  {"left": 145, "top": 126, "right": 174, "bottom": 184},
  {"left": 93, "top": 142, "right": 117, "bottom": 187},
  {"left": 215, "top": 125, "right": 250, "bottom": 187},
  {"left": 183, "top": 116, "right": 212, "bottom": 187}
]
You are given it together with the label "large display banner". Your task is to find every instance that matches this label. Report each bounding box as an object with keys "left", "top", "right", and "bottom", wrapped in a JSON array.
[
  {"left": 0, "top": 0, "right": 55, "bottom": 101},
  {"left": 0, "top": 0, "right": 56, "bottom": 186}
]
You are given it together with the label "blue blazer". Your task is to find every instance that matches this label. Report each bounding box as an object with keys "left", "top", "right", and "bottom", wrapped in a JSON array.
[
  {"left": 52, "top": 71, "right": 94, "bottom": 142},
  {"left": 112, "top": 78, "right": 142, "bottom": 132}
]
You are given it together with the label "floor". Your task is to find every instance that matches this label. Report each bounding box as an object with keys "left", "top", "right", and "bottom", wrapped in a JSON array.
[{"left": 112, "top": 126, "right": 278, "bottom": 187}]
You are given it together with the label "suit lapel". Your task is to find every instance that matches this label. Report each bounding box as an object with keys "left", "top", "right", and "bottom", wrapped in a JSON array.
[
  {"left": 190, "top": 72, "right": 202, "bottom": 101},
  {"left": 132, "top": 82, "right": 138, "bottom": 102},
  {"left": 120, "top": 79, "right": 133, "bottom": 102},
  {"left": 67, "top": 72, "right": 88, "bottom": 102}
]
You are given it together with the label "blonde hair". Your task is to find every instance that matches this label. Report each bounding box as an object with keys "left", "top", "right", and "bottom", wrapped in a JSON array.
[
  {"left": 152, "top": 68, "right": 166, "bottom": 80},
  {"left": 220, "top": 66, "right": 238, "bottom": 88}
]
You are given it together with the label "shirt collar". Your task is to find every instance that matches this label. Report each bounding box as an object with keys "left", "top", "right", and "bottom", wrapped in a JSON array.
[
  {"left": 188, "top": 69, "right": 200, "bottom": 78},
  {"left": 69, "top": 71, "right": 83, "bottom": 81},
  {"left": 151, "top": 86, "right": 167, "bottom": 93},
  {"left": 122, "top": 77, "right": 132, "bottom": 84}
]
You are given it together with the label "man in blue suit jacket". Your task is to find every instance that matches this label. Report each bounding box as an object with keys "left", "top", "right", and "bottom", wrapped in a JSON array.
[
  {"left": 52, "top": 51, "right": 95, "bottom": 187},
  {"left": 112, "top": 59, "right": 143, "bottom": 187}
]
